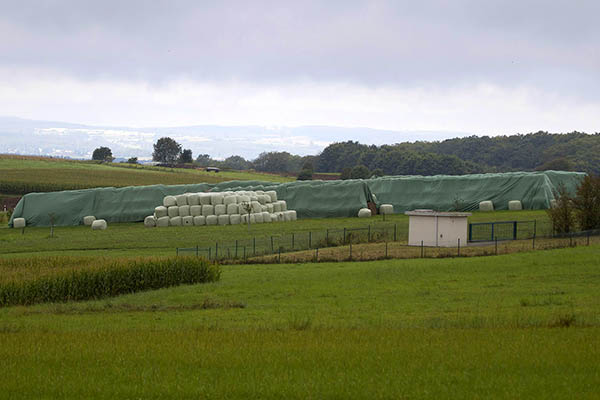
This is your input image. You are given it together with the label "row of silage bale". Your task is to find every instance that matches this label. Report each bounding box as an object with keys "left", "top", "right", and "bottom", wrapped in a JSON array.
[
  {"left": 144, "top": 189, "right": 297, "bottom": 227},
  {"left": 478, "top": 200, "right": 523, "bottom": 211}
]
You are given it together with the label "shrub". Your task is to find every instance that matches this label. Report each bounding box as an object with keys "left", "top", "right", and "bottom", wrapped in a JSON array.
[
  {"left": 546, "top": 184, "right": 575, "bottom": 234},
  {"left": 572, "top": 175, "right": 600, "bottom": 230},
  {"left": 0, "top": 257, "right": 220, "bottom": 307}
]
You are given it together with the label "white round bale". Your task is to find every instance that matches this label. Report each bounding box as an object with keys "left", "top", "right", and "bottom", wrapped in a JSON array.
[
  {"left": 479, "top": 201, "right": 494, "bottom": 212},
  {"left": 214, "top": 204, "right": 227, "bottom": 216},
  {"left": 218, "top": 214, "right": 230, "bottom": 225},
  {"left": 210, "top": 193, "right": 224, "bottom": 205},
  {"left": 144, "top": 216, "right": 156, "bottom": 228},
  {"left": 279, "top": 200, "right": 287, "bottom": 211},
  {"left": 230, "top": 214, "right": 241, "bottom": 225},
  {"left": 266, "top": 190, "right": 277, "bottom": 202},
  {"left": 261, "top": 205, "right": 268, "bottom": 213},
  {"left": 91, "top": 219, "right": 107, "bottom": 230},
  {"left": 266, "top": 203, "right": 274, "bottom": 213},
  {"left": 154, "top": 206, "right": 168, "bottom": 218},
  {"left": 193, "top": 215, "right": 206, "bottom": 226},
  {"left": 182, "top": 216, "right": 194, "bottom": 226},
  {"left": 237, "top": 195, "right": 250, "bottom": 203},
  {"left": 254, "top": 213, "right": 263, "bottom": 223},
  {"left": 224, "top": 195, "right": 237, "bottom": 205},
  {"left": 190, "top": 205, "right": 202, "bottom": 217},
  {"left": 227, "top": 203, "right": 239, "bottom": 215},
  {"left": 175, "top": 194, "right": 188, "bottom": 206},
  {"left": 13, "top": 217, "right": 26, "bottom": 228},
  {"left": 179, "top": 205, "right": 190, "bottom": 217},
  {"left": 187, "top": 194, "right": 200, "bottom": 206},
  {"left": 206, "top": 215, "right": 218, "bottom": 225},
  {"left": 251, "top": 201, "right": 262, "bottom": 213},
  {"left": 508, "top": 200, "right": 523, "bottom": 211},
  {"left": 270, "top": 213, "right": 278, "bottom": 222},
  {"left": 169, "top": 216, "right": 182, "bottom": 226},
  {"left": 358, "top": 208, "right": 372, "bottom": 218},
  {"left": 273, "top": 202, "right": 281, "bottom": 212},
  {"left": 83, "top": 215, "right": 96, "bottom": 226},
  {"left": 379, "top": 204, "right": 394, "bottom": 215},
  {"left": 199, "top": 193, "right": 212, "bottom": 205},
  {"left": 202, "top": 205, "right": 214, "bottom": 216},
  {"left": 262, "top": 211, "right": 271, "bottom": 223},
  {"left": 156, "top": 216, "right": 170, "bottom": 227},
  {"left": 163, "top": 196, "right": 177, "bottom": 207},
  {"left": 289, "top": 210, "right": 297, "bottom": 221},
  {"left": 167, "top": 206, "right": 179, "bottom": 218}
]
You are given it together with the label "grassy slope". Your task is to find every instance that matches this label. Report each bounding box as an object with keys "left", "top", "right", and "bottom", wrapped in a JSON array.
[
  {"left": 0, "top": 155, "right": 292, "bottom": 194},
  {"left": 1, "top": 246, "right": 599, "bottom": 398},
  {"left": 0, "top": 211, "right": 553, "bottom": 258}
]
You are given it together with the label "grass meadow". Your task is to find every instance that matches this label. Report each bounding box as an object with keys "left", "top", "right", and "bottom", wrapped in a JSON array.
[
  {"left": 0, "top": 155, "right": 292, "bottom": 195},
  {"left": 1, "top": 245, "right": 599, "bottom": 398}
]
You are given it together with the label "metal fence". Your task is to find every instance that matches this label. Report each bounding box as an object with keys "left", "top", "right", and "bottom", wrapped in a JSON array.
[{"left": 468, "top": 220, "right": 541, "bottom": 242}]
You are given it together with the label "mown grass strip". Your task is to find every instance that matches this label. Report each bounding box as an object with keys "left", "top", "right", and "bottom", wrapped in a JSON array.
[{"left": 0, "top": 257, "right": 220, "bottom": 307}]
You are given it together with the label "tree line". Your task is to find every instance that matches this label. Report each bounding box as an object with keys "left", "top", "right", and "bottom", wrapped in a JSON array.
[{"left": 93, "top": 130, "right": 600, "bottom": 177}]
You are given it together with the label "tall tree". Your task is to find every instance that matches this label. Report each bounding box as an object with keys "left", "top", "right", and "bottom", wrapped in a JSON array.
[
  {"left": 179, "top": 149, "right": 193, "bottom": 164},
  {"left": 153, "top": 137, "right": 181, "bottom": 164},
  {"left": 92, "top": 146, "right": 113, "bottom": 162}
]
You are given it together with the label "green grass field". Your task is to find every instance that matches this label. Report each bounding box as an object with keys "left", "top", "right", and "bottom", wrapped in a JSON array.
[
  {"left": 0, "top": 155, "right": 292, "bottom": 195},
  {"left": 1, "top": 245, "right": 599, "bottom": 398}
]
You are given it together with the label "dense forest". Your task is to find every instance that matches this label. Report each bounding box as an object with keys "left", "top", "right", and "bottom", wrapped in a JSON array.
[{"left": 196, "top": 131, "right": 600, "bottom": 177}]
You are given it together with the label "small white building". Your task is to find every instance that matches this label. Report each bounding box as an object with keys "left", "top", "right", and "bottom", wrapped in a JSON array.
[{"left": 405, "top": 209, "right": 471, "bottom": 247}]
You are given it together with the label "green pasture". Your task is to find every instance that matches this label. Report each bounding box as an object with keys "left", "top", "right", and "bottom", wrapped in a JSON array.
[
  {"left": 0, "top": 155, "right": 292, "bottom": 195},
  {"left": 0, "top": 210, "right": 553, "bottom": 258},
  {"left": 1, "top": 246, "right": 599, "bottom": 398}
]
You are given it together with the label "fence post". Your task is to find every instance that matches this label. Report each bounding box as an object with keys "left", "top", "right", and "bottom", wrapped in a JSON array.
[
  {"left": 495, "top": 237, "right": 498, "bottom": 255},
  {"left": 349, "top": 240, "right": 352, "bottom": 260},
  {"left": 421, "top": 240, "right": 424, "bottom": 258},
  {"left": 569, "top": 233, "right": 573, "bottom": 247},
  {"left": 513, "top": 221, "right": 518, "bottom": 240},
  {"left": 534, "top": 220, "right": 537, "bottom": 238},
  {"left": 491, "top": 223, "right": 495, "bottom": 242},
  {"left": 315, "top": 247, "right": 318, "bottom": 262},
  {"left": 394, "top": 224, "right": 397, "bottom": 241},
  {"left": 176, "top": 248, "right": 179, "bottom": 256},
  {"left": 343, "top": 228, "right": 347, "bottom": 244},
  {"left": 196, "top": 245, "right": 199, "bottom": 257},
  {"left": 278, "top": 247, "right": 281, "bottom": 263},
  {"left": 209, "top": 247, "right": 212, "bottom": 260},
  {"left": 215, "top": 242, "right": 219, "bottom": 259},
  {"left": 253, "top": 237, "right": 256, "bottom": 256},
  {"left": 235, "top": 240, "right": 238, "bottom": 258},
  {"left": 532, "top": 235, "right": 535, "bottom": 249},
  {"left": 368, "top": 225, "right": 371, "bottom": 242},
  {"left": 243, "top": 246, "right": 246, "bottom": 261},
  {"left": 385, "top": 241, "right": 388, "bottom": 258},
  {"left": 587, "top": 231, "right": 590, "bottom": 246},
  {"left": 292, "top": 233, "right": 295, "bottom": 249},
  {"left": 271, "top": 236, "right": 274, "bottom": 253},
  {"left": 326, "top": 229, "right": 329, "bottom": 244},
  {"left": 309, "top": 231, "right": 312, "bottom": 248},
  {"left": 468, "top": 224, "right": 472, "bottom": 242},
  {"left": 457, "top": 238, "right": 460, "bottom": 257}
]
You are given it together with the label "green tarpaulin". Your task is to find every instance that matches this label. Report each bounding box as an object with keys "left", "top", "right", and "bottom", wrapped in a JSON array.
[{"left": 9, "top": 171, "right": 584, "bottom": 227}]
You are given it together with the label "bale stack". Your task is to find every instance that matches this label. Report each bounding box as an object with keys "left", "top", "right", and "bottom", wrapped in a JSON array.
[{"left": 145, "top": 190, "right": 297, "bottom": 228}]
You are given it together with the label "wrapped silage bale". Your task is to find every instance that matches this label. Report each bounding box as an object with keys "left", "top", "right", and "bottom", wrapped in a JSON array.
[
  {"left": 237, "top": 195, "right": 250, "bottom": 204},
  {"left": 479, "top": 201, "right": 494, "bottom": 212},
  {"left": 227, "top": 203, "right": 239, "bottom": 215},
  {"left": 187, "top": 193, "right": 200, "bottom": 206},
  {"left": 251, "top": 201, "right": 262, "bottom": 213},
  {"left": 249, "top": 214, "right": 257, "bottom": 224},
  {"left": 211, "top": 193, "right": 224, "bottom": 205},
  {"left": 218, "top": 215, "right": 230, "bottom": 225},
  {"left": 283, "top": 211, "right": 292, "bottom": 222},
  {"left": 199, "top": 193, "right": 211, "bottom": 205},
  {"left": 230, "top": 214, "right": 241, "bottom": 225},
  {"left": 214, "top": 204, "right": 227, "bottom": 216},
  {"left": 224, "top": 195, "right": 237, "bottom": 206},
  {"left": 273, "top": 202, "right": 281, "bottom": 212},
  {"left": 193, "top": 215, "right": 206, "bottom": 226},
  {"left": 154, "top": 206, "right": 168, "bottom": 218},
  {"left": 250, "top": 194, "right": 259, "bottom": 202},
  {"left": 379, "top": 204, "right": 394, "bottom": 215},
  {"left": 168, "top": 206, "right": 179, "bottom": 218},
  {"left": 13, "top": 218, "right": 26, "bottom": 228},
  {"left": 190, "top": 205, "right": 202, "bottom": 217},
  {"left": 175, "top": 194, "right": 188, "bottom": 206},
  {"left": 258, "top": 195, "right": 269, "bottom": 205},
  {"left": 270, "top": 213, "right": 278, "bottom": 222},
  {"left": 262, "top": 211, "right": 271, "bottom": 223},
  {"left": 254, "top": 212, "right": 264, "bottom": 223},
  {"left": 163, "top": 196, "right": 177, "bottom": 207},
  {"left": 83, "top": 216, "right": 96, "bottom": 226},
  {"left": 182, "top": 216, "right": 194, "bottom": 226},
  {"left": 156, "top": 216, "right": 170, "bottom": 227},
  {"left": 170, "top": 216, "right": 182, "bottom": 226},
  {"left": 508, "top": 200, "right": 523, "bottom": 211},
  {"left": 91, "top": 219, "right": 108, "bottom": 230},
  {"left": 260, "top": 205, "right": 268, "bottom": 212},
  {"left": 276, "top": 212, "right": 285, "bottom": 222},
  {"left": 266, "top": 190, "right": 277, "bottom": 203},
  {"left": 279, "top": 200, "right": 287, "bottom": 211},
  {"left": 241, "top": 214, "right": 249, "bottom": 224},
  {"left": 144, "top": 216, "right": 156, "bottom": 228},
  {"left": 202, "top": 205, "right": 214, "bottom": 216},
  {"left": 266, "top": 203, "right": 274, "bottom": 213},
  {"left": 289, "top": 210, "right": 297, "bottom": 221},
  {"left": 256, "top": 190, "right": 265, "bottom": 195},
  {"left": 206, "top": 215, "right": 218, "bottom": 225},
  {"left": 358, "top": 208, "right": 372, "bottom": 218},
  {"left": 179, "top": 205, "right": 190, "bottom": 217}
]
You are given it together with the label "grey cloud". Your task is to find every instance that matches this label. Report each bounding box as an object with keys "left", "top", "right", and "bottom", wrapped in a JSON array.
[{"left": 1, "top": 0, "right": 599, "bottom": 95}]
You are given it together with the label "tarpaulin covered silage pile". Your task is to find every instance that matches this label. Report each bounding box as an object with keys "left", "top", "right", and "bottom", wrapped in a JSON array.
[
  {"left": 366, "top": 171, "right": 585, "bottom": 213},
  {"left": 8, "top": 170, "right": 584, "bottom": 227}
]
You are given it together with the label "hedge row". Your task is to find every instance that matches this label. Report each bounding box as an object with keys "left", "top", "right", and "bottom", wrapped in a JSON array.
[{"left": 0, "top": 257, "right": 220, "bottom": 307}]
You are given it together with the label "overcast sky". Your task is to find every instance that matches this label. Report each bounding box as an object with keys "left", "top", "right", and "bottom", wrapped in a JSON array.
[{"left": 1, "top": 0, "right": 598, "bottom": 135}]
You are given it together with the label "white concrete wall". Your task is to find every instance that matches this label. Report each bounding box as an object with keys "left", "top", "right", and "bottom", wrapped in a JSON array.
[
  {"left": 408, "top": 215, "right": 437, "bottom": 246},
  {"left": 437, "top": 216, "right": 468, "bottom": 247}
]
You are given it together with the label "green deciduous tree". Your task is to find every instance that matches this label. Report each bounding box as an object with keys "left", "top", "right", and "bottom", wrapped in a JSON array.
[
  {"left": 179, "top": 149, "right": 193, "bottom": 164},
  {"left": 153, "top": 137, "right": 182, "bottom": 164},
  {"left": 92, "top": 147, "right": 113, "bottom": 162}
]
